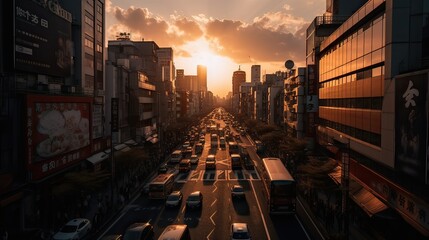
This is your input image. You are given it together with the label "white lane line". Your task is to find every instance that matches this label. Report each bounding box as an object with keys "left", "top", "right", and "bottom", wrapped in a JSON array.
[
  {"left": 211, "top": 199, "right": 217, "bottom": 207},
  {"left": 181, "top": 205, "right": 186, "bottom": 214},
  {"left": 297, "top": 199, "right": 325, "bottom": 240},
  {"left": 206, "top": 228, "right": 215, "bottom": 240},
  {"left": 295, "top": 214, "right": 312, "bottom": 240},
  {"left": 210, "top": 210, "right": 217, "bottom": 226},
  {"left": 97, "top": 210, "right": 127, "bottom": 239},
  {"left": 212, "top": 181, "right": 218, "bottom": 193},
  {"left": 249, "top": 180, "right": 271, "bottom": 240}
]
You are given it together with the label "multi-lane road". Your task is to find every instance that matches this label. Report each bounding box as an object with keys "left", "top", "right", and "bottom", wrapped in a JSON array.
[{"left": 98, "top": 112, "right": 311, "bottom": 240}]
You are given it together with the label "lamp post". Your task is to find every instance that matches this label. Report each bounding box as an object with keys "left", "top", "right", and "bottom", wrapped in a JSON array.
[{"left": 334, "top": 135, "right": 350, "bottom": 239}]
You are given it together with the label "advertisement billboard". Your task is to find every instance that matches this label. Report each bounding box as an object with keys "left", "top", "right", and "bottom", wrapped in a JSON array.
[
  {"left": 395, "top": 73, "right": 428, "bottom": 184},
  {"left": 15, "top": 0, "right": 72, "bottom": 77},
  {"left": 26, "top": 95, "right": 92, "bottom": 180}
]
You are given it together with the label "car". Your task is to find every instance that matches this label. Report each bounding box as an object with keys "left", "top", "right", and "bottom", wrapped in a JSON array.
[
  {"left": 53, "top": 218, "right": 91, "bottom": 240},
  {"left": 231, "top": 223, "right": 251, "bottom": 240},
  {"left": 179, "top": 159, "right": 191, "bottom": 172},
  {"left": 190, "top": 154, "right": 199, "bottom": 164},
  {"left": 205, "top": 154, "right": 216, "bottom": 170},
  {"left": 231, "top": 185, "right": 245, "bottom": 198},
  {"left": 158, "top": 224, "right": 191, "bottom": 240},
  {"left": 182, "top": 141, "right": 191, "bottom": 149},
  {"left": 186, "top": 191, "right": 203, "bottom": 209},
  {"left": 165, "top": 191, "right": 183, "bottom": 208},
  {"left": 182, "top": 147, "right": 193, "bottom": 158},
  {"left": 123, "top": 222, "right": 154, "bottom": 240},
  {"left": 195, "top": 143, "right": 203, "bottom": 154}
]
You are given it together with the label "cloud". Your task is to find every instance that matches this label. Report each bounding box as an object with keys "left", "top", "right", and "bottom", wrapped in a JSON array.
[
  {"left": 205, "top": 19, "right": 306, "bottom": 63},
  {"left": 109, "top": 6, "right": 203, "bottom": 46},
  {"left": 108, "top": 5, "right": 309, "bottom": 64}
]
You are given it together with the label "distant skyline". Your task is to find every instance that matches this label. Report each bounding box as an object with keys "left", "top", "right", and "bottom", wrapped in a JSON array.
[{"left": 106, "top": 0, "right": 326, "bottom": 97}]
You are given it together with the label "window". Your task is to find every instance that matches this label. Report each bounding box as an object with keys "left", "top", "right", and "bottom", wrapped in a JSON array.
[
  {"left": 96, "top": 44, "right": 102, "bottom": 52},
  {"left": 97, "top": 23, "right": 102, "bottom": 33},
  {"left": 84, "top": 38, "right": 93, "bottom": 49},
  {"left": 85, "top": 15, "right": 94, "bottom": 27}
]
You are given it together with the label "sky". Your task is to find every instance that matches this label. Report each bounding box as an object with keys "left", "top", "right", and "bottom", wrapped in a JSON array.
[{"left": 106, "top": 0, "right": 326, "bottom": 98}]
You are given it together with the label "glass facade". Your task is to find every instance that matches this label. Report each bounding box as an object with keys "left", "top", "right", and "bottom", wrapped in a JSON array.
[{"left": 318, "top": 13, "right": 386, "bottom": 147}]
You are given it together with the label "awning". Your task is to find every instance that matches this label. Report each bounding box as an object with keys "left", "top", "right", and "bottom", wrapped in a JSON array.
[
  {"left": 328, "top": 166, "right": 342, "bottom": 185},
  {"left": 87, "top": 152, "right": 109, "bottom": 165},
  {"left": 350, "top": 186, "right": 388, "bottom": 217},
  {"left": 114, "top": 144, "right": 131, "bottom": 152},
  {"left": 124, "top": 139, "right": 138, "bottom": 146},
  {"left": 149, "top": 137, "right": 159, "bottom": 144}
]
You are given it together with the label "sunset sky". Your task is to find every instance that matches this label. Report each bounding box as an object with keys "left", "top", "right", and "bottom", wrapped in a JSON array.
[{"left": 106, "top": 0, "right": 326, "bottom": 97}]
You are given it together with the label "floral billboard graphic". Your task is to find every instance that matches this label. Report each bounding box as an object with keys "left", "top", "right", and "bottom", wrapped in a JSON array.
[{"left": 26, "top": 95, "right": 92, "bottom": 180}]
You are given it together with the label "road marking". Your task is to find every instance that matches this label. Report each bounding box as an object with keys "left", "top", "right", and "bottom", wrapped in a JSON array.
[
  {"left": 211, "top": 199, "right": 217, "bottom": 207},
  {"left": 249, "top": 179, "right": 271, "bottom": 240},
  {"left": 297, "top": 198, "right": 325, "bottom": 240},
  {"left": 295, "top": 214, "right": 312, "bottom": 240},
  {"left": 210, "top": 210, "right": 217, "bottom": 226},
  {"left": 206, "top": 228, "right": 214, "bottom": 240},
  {"left": 212, "top": 180, "right": 218, "bottom": 193}
]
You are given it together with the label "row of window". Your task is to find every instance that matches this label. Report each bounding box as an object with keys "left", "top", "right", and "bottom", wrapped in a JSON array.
[
  {"left": 319, "top": 97, "right": 383, "bottom": 110},
  {"left": 319, "top": 119, "right": 381, "bottom": 146},
  {"left": 320, "top": 14, "right": 385, "bottom": 82},
  {"left": 320, "top": 65, "right": 384, "bottom": 88}
]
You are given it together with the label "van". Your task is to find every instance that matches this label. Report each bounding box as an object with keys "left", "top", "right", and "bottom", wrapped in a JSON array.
[
  {"left": 158, "top": 224, "right": 191, "bottom": 240},
  {"left": 170, "top": 150, "right": 182, "bottom": 164},
  {"left": 179, "top": 159, "right": 191, "bottom": 173}
]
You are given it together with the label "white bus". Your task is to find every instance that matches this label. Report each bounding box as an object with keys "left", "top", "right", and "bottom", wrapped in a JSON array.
[
  {"left": 260, "top": 158, "right": 296, "bottom": 214},
  {"left": 148, "top": 173, "right": 175, "bottom": 200}
]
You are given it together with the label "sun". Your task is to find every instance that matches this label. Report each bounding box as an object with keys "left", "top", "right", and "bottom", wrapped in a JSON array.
[{"left": 175, "top": 38, "right": 238, "bottom": 97}]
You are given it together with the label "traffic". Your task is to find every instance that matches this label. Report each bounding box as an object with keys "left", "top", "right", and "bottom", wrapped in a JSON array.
[{"left": 96, "top": 108, "right": 309, "bottom": 240}]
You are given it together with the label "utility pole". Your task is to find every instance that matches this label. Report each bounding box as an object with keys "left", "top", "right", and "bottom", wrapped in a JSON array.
[{"left": 334, "top": 135, "right": 350, "bottom": 239}]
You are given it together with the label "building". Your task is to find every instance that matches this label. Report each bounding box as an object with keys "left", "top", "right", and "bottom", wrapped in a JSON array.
[
  {"left": 197, "top": 65, "right": 207, "bottom": 92},
  {"left": 107, "top": 37, "right": 158, "bottom": 145},
  {"left": 156, "top": 47, "right": 176, "bottom": 130},
  {"left": 232, "top": 66, "right": 246, "bottom": 95},
  {"left": 251, "top": 65, "right": 261, "bottom": 83},
  {"left": 315, "top": 0, "right": 429, "bottom": 237},
  {"left": 0, "top": 0, "right": 108, "bottom": 236},
  {"left": 284, "top": 68, "right": 307, "bottom": 138}
]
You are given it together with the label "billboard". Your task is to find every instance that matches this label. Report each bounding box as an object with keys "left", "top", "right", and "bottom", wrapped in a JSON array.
[
  {"left": 15, "top": 0, "right": 72, "bottom": 77},
  {"left": 26, "top": 95, "right": 92, "bottom": 180},
  {"left": 395, "top": 73, "right": 428, "bottom": 184}
]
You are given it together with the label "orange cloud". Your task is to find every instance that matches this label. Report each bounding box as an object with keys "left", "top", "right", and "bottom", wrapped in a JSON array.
[{"left": 205, "top": 19, "right": 306, "bottom": 63}]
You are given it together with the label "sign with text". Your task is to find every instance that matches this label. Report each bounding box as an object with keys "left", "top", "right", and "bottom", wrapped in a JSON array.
[{"left": 111, "top": 98, "right": 119, "bottom": 132}]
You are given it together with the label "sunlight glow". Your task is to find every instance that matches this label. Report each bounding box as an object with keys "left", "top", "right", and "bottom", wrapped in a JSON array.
[{"left": 175, "top": 38, "right": 238, "bottom": 98}]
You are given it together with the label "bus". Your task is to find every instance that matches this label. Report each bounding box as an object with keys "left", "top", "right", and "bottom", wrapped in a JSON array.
[
  {"left": 260, "top": 158, "right": 296, "bottom": 214},
  {"left": 148, "top": 173, "right": 175, "bottom": 200}
]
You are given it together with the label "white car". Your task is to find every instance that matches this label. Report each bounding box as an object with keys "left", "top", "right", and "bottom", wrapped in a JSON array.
[
  {"left": 231, "top": 223, "right": 251, "bottom": 240},
  {"left": 231, "top": 184, "right": 245, "bottom": 199},
  {"left": 165, "top": 191, "right": 183, "bottom": 208},
  {"left": 53, "top": 218, "right": 92, "bottom": 240}
]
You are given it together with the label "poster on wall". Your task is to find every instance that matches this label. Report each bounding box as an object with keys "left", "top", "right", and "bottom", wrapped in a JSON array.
[
  {"left": 395, "top": 73, "right": 428, "bottom": 184},
  {"left": 26, "top": 95, "right": 92, "bottom": 180}
]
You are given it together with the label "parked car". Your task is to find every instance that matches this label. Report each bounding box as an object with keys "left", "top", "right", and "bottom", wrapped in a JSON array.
[
  {"left": 158, "top": 164, "right": 168, "bottom": 174},
  {"left": 186, "top": 191, "right": 203, "bottom": 209},
  {"left": 231, "top": 223, "right": 251, "bottom": 240},
  {"left": 165, "top": 191, "right": 183, "bottom": 208},
  {"left": 123, "top": 222, "right": 154, "bottom": 240},
  {"left": 231, "top": 185, "right": 245, "bottom": 199},
  {"left": 53, "top": 218, "right": 91, "bottom": 240}
]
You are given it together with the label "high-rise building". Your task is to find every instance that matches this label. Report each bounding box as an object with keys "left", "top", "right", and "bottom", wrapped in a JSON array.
[
  {"left": 232, "top": 66, "right": 246, "bottom": 95},
  {"left": 251, "top": 65, "right": 261, "bottom": 83},
  {"left": 314, "top": 0, "right": 429, "bottom": 238},
  {"left": 197, "top": 65, "right": 207, "bottom": 92}
]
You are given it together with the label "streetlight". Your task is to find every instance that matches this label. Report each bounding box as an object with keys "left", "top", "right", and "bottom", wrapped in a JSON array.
[{"left": 333, "top": 135, "right": 350, "bottom": 239}]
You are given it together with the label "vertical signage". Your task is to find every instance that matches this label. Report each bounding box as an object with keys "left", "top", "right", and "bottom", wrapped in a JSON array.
[
  {"left": 111, "top": 98, "right": 119, "bottom": 132},
  {"left": 395, "top": 73, "right": 428, "bottom": 183}
]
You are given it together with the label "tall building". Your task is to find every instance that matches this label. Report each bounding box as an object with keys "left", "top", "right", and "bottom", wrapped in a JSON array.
[
  {"left": 175, "top": 69, "right": 185, "bottom": 91},
  {"left": 251, "top": 65, "right": 261, "bottom": 83},
  {"left": 197, "top": 65, "right": 207, "bottom": 92},
  {"left": 315, "top": 0, "right": 429, "bottom": 238},
  {"left": 156, "top": 47, "right": 176, "bottom": 130},
  {"left": 232, "top": 66, "right": 246, "bottom": 95},
  {"left": 1, "top": 0, "right": 108, "bottom": 235}
]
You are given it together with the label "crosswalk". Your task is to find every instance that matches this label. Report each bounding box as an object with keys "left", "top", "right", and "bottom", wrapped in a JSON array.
[{"left": 174, "top": 169, "right": 260, "bottom": 183}]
